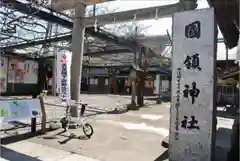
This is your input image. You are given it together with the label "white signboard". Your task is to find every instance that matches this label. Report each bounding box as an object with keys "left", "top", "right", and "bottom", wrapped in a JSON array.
[
  {"left": 169, "top": 8, "right": 216, "bottom": 161},
  {"left": 56, "top": 50, "right": 72, "bottom": 102},
  {"left": 0, "top": 99, "right": 42, "bottom": 124}
]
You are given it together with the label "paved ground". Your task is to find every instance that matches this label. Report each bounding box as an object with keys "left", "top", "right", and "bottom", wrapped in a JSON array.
[
  {"left": 0, "top": 94, "right": 156, "bottom": 121},
  {"left": 0, "top": 94, "right": 235, "bottom": 161},
  {"left": 28, "top": 103, "right": 170, "bottom": 161},
  {"left": 0, "top": 94, "right": 156, "bottom": 137},
  {"left": 1, "top": 141, "right": 101, "bottom": 161}
]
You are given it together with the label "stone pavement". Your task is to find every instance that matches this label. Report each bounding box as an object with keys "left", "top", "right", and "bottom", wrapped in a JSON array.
[
  {"left": 0, "top": 141, "right": 101, "bottom": 161},
  {"left": 27, "top": 103, "right": 171, "bottom": 161},
  {"left": 1, "top": 94, "right": 153, "bottom": 138},
  {"left": 0, "top": 100, "right": 171, "bottom": 161},
  {"left": 0, "top": 95, "right": 235, "bottom": 161},
  {"left": 1, "top": 94, "right": 156, "bottom": 120}
]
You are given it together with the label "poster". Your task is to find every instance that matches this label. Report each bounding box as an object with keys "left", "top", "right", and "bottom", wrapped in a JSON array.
[
  {"left": 169, "top": 8, "right": 216, "bottom": 161},
  {"left": 0, "top": 99, "right": 42, "bottom": 124},
  {"left": 8, "top": 58, "right": 24, "bottom": 83},
  {"left": 7, "top": 58, "right": 38, "bottom": 84},
  {"left": 0, "top": 56, "right": 8, "bottom": 92},
  {"left": 23, "top": 60, "right": 38, "bottom": 84}
]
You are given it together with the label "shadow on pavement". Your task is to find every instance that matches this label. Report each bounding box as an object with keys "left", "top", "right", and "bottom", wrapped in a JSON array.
[
  {"left": 154, "top": 150, "right": 168, "bottom": 161},
  {"left": 0, "top": 120, "right": 58, "bottom": 132},
  {"left": 1, "top": 130, "right": 50, "bottom": 145},
  {"left": 58, "top": 134, "right": 89, "bottom": 144},
  {"left": 56, "top": 131, "right": 90, "bottom": 144},
  {"left": 0, "top": 146, "right": 41, "bottom": 161},
  {"left": 215, "top": 127, "right": 232, "bottom": 161},
  {"left": 42, "top": 130, "right": 66, "bottom": 140},
  {"left": 84, "top": 107, "right": 128, "bottom": 117},
  {"left": 41, "top": 130, "right": 90, "bottom": 144},
  {"left": 144, "top": 97, "right": 170, "bottom": 102}
]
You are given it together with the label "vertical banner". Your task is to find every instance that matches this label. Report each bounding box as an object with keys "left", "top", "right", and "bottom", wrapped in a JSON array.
[
  {"left": 56, "top": 50, "right": 72, "bottom": 102},
  {"left": 52, "top": 47, "right": 58, "bottom": 96},
  {"left": 169, "top": 8, "right": 216, "bottom": 161},
  {"left": 54, "top": 49, "right": 59, "bottom": 94},
  {"left": 237, "top": 29, "right": 240, "bottom": 64},
  {"left": 0, "top": 56, "right": 8, "bottom": 93}
]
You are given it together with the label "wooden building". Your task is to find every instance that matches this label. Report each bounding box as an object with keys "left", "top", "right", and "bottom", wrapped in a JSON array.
[
  {"left": 84, "top": 66, "right": 171, "bottom": 96},
  {"left": 216, "top": 60, "right": 239, "bottom": 107}
]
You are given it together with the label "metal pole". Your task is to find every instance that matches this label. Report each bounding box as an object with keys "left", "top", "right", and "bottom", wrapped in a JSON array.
[
  {"left": 31, "top": 118, "right": 36, "bottom": 133},
  {"left": 93, "top": 4, "right": 96, "bottom": 16},
  {"left": 70, "top": 2, "right": 86, "bottom": 117},
  {"left": 156, "top": 74, "right": 162, "bottom": 104},
  {"left": 52, "top": 24, "right": 59, "bottom": 96},
  {"left": 225, "top": 43, "right": 228, "bottom": 69}
]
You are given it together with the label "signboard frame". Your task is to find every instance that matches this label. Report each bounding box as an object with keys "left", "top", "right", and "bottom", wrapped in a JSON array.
[{"left": 0, "top": 99, "right": 42, "bottom": 124}]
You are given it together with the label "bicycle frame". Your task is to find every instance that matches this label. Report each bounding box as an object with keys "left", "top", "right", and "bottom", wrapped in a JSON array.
[
  {"left": 64, "top": 103, "right": 87, "bottom": 128},
  {"left": 60, "top": 102, "right": 94, "bottom": 138}
]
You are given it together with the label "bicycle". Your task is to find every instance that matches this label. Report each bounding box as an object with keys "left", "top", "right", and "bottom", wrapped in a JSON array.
[{"left": 60, "top": 101, "right": 94, "bottom": 138}]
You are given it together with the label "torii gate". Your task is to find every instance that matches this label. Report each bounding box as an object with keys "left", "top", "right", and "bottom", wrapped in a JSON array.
[{"left": 50, "top": 0, "right": 198, "bottom": 117}]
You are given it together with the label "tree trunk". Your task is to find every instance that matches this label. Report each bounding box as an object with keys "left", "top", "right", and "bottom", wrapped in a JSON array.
[
  {"left": 137, "top": 72, "right": 144, "bottom": 106},
  {"left": 131, "top": 81, "right": 136, "bottom": 105}
]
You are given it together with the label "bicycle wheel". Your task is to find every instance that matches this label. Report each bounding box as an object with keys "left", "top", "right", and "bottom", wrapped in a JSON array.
[{"left": 83, "top": 123, "right": 94, "bottom": 138}]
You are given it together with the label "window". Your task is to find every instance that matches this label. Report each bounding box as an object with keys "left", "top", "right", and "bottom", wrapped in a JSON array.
[{"left": 105, "top": 79, "right": 108, "bottom": 85}]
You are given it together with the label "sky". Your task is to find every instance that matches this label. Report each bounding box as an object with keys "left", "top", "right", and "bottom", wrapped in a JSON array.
[{"left": 97, "top": 0, "right": 237, "bottom": 60}]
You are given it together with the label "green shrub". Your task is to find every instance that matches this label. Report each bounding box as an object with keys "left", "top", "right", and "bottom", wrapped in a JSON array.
[
  {"left": 156, "top": 99, "right": 162, "bottom": 104},
  {"left": 39, "top": 90, "right": 48, "bottom": 98}
]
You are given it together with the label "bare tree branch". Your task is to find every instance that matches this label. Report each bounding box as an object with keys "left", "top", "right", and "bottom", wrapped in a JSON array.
[
  {"left": 0, "top": 32, "right": 30, "bottom": 41},
  {"left": 0, "top": 4, "right": 49, "bottom": 47}
]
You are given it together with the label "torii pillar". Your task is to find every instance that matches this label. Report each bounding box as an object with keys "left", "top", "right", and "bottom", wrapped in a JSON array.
[{"left": 70, "top": 2, "right": 86, "bottom": 117}]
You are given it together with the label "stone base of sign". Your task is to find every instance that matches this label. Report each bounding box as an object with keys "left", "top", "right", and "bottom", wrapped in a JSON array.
[{"left": 161, "top": 135, "right": 169, "bottom": 148}]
